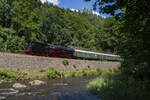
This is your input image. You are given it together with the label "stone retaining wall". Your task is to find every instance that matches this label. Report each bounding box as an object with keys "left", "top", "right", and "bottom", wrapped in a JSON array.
[{"left": 0, "top": 52, "right": 120, "bottom": 70}]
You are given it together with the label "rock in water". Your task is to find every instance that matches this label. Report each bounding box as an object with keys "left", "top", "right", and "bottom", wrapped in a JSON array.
[
  {"left": 29, "top": 80, "right": 45, "bottom": 86},
  {"left": 12, "top": 83, "right": 27, "bottom": 89}
]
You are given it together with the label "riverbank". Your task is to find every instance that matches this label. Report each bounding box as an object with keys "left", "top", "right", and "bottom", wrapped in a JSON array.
[
  {"left": 0, "top": 67, "right": 115, "bottom": 83},
  {"left": 86, "top": 68, "right": 150, "bottom": 100},
  {"left": 0, "top": 67, "right": 111, "bottom": 100}
]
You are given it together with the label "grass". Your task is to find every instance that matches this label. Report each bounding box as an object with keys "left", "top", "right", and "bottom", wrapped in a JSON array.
[
  {"left": 66, "top": 68, "right": 99, "bottom": 77},
  {"left": 0, "top": 69, "right": 47, "bottom": 82},
  {"left": 39, "top": 68, "right": 47, "bottom": 72},
  {"left": 86, "top": 68, "right": 150, "bottom": 100}
]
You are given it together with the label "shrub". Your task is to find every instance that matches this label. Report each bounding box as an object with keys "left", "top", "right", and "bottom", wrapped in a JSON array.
[
  {"left": 62, "top": 59, "right": 69, "bottom": 66},
  {"left": 0, "top": 70, "right": 21, "bottom": 81},
  {"left": 47, "top": 67, "right": 64, "bottom": 79}
]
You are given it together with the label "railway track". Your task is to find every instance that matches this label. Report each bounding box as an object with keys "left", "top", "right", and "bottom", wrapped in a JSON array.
[{"left": 0, "top": 52, "right": 50, "bottom": 58}]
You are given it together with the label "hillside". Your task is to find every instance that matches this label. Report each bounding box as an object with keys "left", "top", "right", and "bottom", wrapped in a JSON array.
[{"left": 0, "top": 0, "right": 118, "bottom": 53}]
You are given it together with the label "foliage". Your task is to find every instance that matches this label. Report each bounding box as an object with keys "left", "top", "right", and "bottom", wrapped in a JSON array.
[
  {"left": 47, "top": 67, "right": 64, "bottom": 79},
  {"left": 47, "top": 67, "right": 110, "bottom": 79},
  {"left": 62, "top": 59, "right": 69, "bottom": 66},
  {"left": 0, "top": 0, "right": 118, "bottom": 53},
  {"left": 88, "top": 0, "right": 150, "bottom": 79},
  {"left": 117, "top": 0, "right": 150, "bottom": 80},
  {"left": 0, "top": 0, "right": 13, "bottom": 27},
  {"left": 87, "top": 69, "right": 150, "bottom": 100},
  {"left": 84, "top": 0, "right": 150, "bottom": 99},
  {"left": 0, "top": 68, "right": 114, "bottom": 82},
  {"left": 0, "top": 27, "right": 26, "bottom": 53},
  {"left": 0, "top": 69, "right": 21, "bottom": 81},
  {"left": 66, "top": 68, "right": 105, "bottom": 78},
  {"left": 11, "top": 0, "right": 40, "bottom": 43}
]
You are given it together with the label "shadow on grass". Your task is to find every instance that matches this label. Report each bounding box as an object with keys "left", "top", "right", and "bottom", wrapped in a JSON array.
[{"left": 86, "top": 68, "right": 150, "bottom": 100}]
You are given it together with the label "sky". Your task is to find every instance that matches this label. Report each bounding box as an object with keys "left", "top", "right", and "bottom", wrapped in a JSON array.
[{"left": 41, "top": 0, "right": 108, "bottom": 18}]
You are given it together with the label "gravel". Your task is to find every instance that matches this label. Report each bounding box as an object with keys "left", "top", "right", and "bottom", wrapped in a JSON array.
[{"left": 0, "top": 52, "right": 120, "bottom": 70}]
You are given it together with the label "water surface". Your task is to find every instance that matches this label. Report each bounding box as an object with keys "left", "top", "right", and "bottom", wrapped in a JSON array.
[{"left": 0, "top": 77, "right": 100, "bottom": 100}]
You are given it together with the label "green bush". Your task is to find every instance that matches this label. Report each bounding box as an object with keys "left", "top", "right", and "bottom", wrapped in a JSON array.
[
  {"left": 62, "top": 60, "right": 69, "bottom": 66},
  {"left": 47, "top": 67, "right": 64, "bottom": 79},
  {"left": 0, "top": 70, "right": 21, "bottom": 81}
]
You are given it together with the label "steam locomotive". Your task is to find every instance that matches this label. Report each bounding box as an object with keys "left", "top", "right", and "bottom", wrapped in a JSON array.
[
  {"left": 24, "top": 41, "right": 75, "bottom": 58},
  {"left": 24, "top": 41, "right": 120, "bottom": 61}
]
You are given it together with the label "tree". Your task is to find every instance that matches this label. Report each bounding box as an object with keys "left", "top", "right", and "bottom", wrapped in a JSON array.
[
  {"left": 97, "top": 18, "right": 118, "bottom": 52},
  {"left": 86, "top": 0, "right": 150, "bottom": 79},
  {"left": 11, "top": 0, "right": 40, "bottom": 43},
  {"left": 0, "top": 0, "right": 14, "bottom": 27},
  {"left": 0, "top": 27, "right": 26, "bottom": 53},
  {"left": 38, "top": 3, "right": 96, "bottom": 48},
  {"left": 0, "top": 0, "right": 119, "bottom": 54},
  {"left": 38, "top": 3, "right": 72, "bottom": 45}
]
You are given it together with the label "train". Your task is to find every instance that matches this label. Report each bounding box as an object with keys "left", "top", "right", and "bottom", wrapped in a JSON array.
[{"left": 24, "top": 41, "right": 120, "bottom": 61}]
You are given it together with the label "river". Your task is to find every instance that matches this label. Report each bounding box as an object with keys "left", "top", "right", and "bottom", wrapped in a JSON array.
[{"left": 0, "top": 76, "right": 100, "bottom": 100}]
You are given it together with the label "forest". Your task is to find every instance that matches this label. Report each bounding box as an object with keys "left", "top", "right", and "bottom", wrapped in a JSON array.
[{"left": 0, "top": 0, "right": 118, "bottom": 53}]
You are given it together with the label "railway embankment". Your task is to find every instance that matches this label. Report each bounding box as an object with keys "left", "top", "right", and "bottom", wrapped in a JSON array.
[{"left": 0, "top": 52, "right": 120, "bottom": 70}]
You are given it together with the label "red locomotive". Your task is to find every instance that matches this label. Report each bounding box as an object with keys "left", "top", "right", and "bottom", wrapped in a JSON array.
[{"left": 24, "top": 41, "right": 75, "bottom": 58}]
